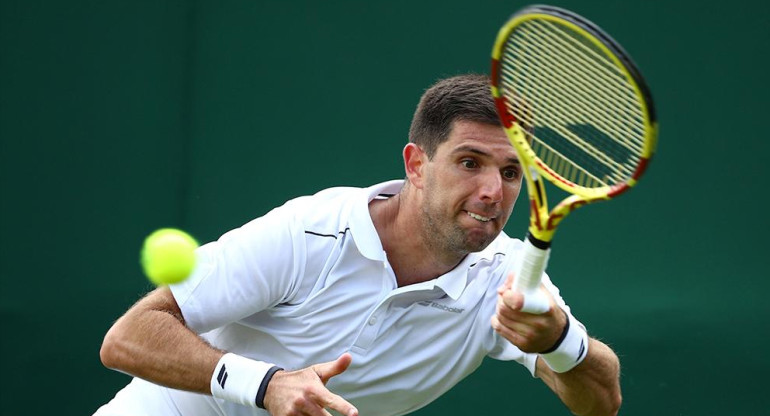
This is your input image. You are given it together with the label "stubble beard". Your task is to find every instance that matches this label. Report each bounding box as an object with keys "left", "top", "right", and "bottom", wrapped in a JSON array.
[{"left": 421, "top": 202, "right": 497, "bottom": 260}]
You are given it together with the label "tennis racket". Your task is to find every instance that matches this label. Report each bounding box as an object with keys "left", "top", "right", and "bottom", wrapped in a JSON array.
[{"left": 490, "top": 5, "right": 658, "bottom": 313}]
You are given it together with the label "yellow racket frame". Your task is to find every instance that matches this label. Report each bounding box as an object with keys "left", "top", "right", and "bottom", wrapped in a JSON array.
[{"left": 491, "top": 10, "right": 658, "bottom": 243}]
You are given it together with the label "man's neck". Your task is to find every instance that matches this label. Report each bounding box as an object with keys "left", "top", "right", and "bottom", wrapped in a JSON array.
[{"left": 369, "top": 193, "right": 465, "bottom": 287}]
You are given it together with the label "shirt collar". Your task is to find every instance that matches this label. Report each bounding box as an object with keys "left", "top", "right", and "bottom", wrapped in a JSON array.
[
  {"left": 348, "top": 180, "right": 405, "bottom": 262},
  {"left": 433, "top": 254, "right": 475, "bottom": 300}
]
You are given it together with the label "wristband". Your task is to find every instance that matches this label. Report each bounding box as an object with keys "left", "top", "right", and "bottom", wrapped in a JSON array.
[
  {"left": 210, "top": 353, "right": 283, "bottom": 408},
  {"left": 539, "top": 312, "right": 589, "bottom": 373}
]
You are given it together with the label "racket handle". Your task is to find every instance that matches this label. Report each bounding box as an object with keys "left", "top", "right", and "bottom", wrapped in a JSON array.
[{"left": 513, "top": 236, "right": 551, "bottom": 314}]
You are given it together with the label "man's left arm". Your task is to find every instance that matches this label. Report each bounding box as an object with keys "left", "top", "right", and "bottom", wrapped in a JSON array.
[
  {"left": 535, "top": 338, "right": 621, "bottom": 416},
  {"left": 492, "top": 273, "right": 621, "bottom": 416}
]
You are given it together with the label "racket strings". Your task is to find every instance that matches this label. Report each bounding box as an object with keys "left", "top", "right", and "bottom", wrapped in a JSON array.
[
  {"left": 531, "top": 20, "right": 640, "bottom": 108},
  {"left": 511, "top": 24, "right": 643, "bottom": 175},
  {"left": 501, "top": 60, "right": 639, "bottom": 183},
  {"left": 510, "top": 35, "right": 642, "bottom": 182},
  {"left": 501, "top": 73, "right": 634, "bottom": 186},
  {"left": 520, "top": 20, "right": 646, "bottom": 146},
  {"left": 501, "top": 65, "right": 632, "bottom": 187},
  {"left": 508, "top": 45, "right": 645, "bottom": 153},
  {"left": 498, "top": 18, "right": 647, "bottom": 188},
  {"left": 533, "top": 136, "right": 612, "bottom": 186}
]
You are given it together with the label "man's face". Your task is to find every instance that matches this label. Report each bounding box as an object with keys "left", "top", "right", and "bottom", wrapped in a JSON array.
[{"left": 419, "top": 119, "right": 523, "bottom": 257}]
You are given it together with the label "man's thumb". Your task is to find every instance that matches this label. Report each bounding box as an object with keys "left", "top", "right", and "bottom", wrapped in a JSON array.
[{"left": 314, "top": 353, "right": 353, "bottom": 383}]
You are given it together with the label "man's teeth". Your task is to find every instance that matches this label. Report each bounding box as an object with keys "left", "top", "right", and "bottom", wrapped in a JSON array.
[{"left": 467, "top": 212, "right": 491, "bottom": 222}]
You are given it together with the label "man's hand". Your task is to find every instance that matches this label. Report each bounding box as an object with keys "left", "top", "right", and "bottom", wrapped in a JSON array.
[
  {"left": 493, "top": 273, "right": 622, "bottom": 415},
  {"left": 491, "top": 272, "right": 567, "bottom": 353},
  {"left": 264, "top": 353, "right": 359, "bottom": 416}
]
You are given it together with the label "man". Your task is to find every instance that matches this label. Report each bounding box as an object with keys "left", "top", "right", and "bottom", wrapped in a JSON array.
[{"left": 95, "top": 74, "right": 621, "bottom": 416}]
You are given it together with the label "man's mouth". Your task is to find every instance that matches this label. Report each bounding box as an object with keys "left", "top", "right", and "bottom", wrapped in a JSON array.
[{"left": 466, "top": 211, "right": 493, "bottom": 222}]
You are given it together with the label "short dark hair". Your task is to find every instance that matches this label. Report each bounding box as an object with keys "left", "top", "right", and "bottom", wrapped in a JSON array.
[{"left": 408, "top": 74, "right": 500, "bottom": 158}]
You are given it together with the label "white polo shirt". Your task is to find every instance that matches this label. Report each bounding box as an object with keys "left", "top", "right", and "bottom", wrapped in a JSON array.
[{"left": 99, "top": 180, "right": 578, "bottom": 416}]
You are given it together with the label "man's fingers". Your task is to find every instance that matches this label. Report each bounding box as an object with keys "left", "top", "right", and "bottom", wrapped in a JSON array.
[
  {"left": 497, "top": 272, "right": 515, "bottom": 294},
  {"left": 313, "top": 353, "right": 353, "bottom": 383},
  {"left": 499, "top": 272, "right": 537, "bottom": 312},
  {"left": 491, "top": 315, "right": 521, "bottom": 345},
  {"left": 493, "top": 307, "right": 532, "bottom": 336},
  {"left": 264, "top": 357, "right": 358, "bottom": 416},
  {"left": 499, "top": 289, "right": 525, "bottom": 312},
  {"left": 315, "top": 390, "right": 359, "bottom": 416},
  {"left": 493, "top": 280, "right": 567, "bottom": 353},
  {"left": 492, "top": 314, "right": 546, "bottom": 353},
  {"left": 312, "top": 355, "right": 358, "bottom": 416}
]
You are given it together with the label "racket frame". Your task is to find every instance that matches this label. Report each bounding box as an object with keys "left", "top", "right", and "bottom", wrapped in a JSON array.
[
  {"left": 491, "top": 4, "right": 658, "bottom": 244},
  {"left": 489, "top": 5, "right": 658, "bottom": 313}
]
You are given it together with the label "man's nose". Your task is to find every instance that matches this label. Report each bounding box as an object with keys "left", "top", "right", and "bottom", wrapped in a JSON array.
[{"left": 479, "top": 170, "right": 503, "bottom": 204}]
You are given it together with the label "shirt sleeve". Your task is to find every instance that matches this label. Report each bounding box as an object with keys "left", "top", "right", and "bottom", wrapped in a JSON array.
[{"left": 169, "top": 202, "right": 307, "bottom": 334}]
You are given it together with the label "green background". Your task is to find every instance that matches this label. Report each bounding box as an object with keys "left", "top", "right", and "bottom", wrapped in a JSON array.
[{"left": 1, "top": 0, "right": 768, "bottom": 414}]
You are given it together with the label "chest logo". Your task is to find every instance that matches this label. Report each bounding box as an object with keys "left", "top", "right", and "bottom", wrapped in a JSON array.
[{"left": 417, "top": 301, "right": 464, "bottom": 314}]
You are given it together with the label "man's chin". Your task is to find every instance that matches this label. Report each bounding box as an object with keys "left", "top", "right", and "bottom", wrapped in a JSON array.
[{"left": 464, "top": 231, "right": 499, "bottom": 252}]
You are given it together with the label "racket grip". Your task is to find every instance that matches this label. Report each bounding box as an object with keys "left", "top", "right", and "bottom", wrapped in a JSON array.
[{"left": 513, "top": 236, "right": 551, "bottom": 314}]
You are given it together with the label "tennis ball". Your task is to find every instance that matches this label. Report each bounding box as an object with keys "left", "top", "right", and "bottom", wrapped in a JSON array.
[{"left": 140, "top": 228, "right": 199, "bottom": 285}]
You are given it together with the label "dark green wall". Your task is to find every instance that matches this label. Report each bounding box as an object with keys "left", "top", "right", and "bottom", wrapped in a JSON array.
[{"left": 1, "top": 0, "right": 768, "bottom": 414}]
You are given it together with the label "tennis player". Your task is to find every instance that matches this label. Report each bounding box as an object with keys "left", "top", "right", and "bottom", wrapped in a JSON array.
[{"left": 94, "top": 74, "right": 621, "bottom": 416}]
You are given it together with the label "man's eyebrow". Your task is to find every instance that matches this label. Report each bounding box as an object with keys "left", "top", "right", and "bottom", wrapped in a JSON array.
[{"left": 451, "top": 145, "right": 520, "bottom": 165}]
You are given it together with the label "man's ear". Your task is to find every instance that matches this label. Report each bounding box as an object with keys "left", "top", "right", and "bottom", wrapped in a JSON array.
[{"left": 403, "top": 143, "right": 428, "bottom": 189}]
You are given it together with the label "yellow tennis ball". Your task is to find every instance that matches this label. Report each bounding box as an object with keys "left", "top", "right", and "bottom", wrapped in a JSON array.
[{"left": 140, "top": 228, "right": 199, "bottom": 285}]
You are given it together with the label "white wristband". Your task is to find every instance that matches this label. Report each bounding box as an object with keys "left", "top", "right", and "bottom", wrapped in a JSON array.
[
  {"left": 210, "top": 353, "right": 282, "bottom": 408},
  {"left": 539, "top": 313, "right": 589, "bottom": 373}
]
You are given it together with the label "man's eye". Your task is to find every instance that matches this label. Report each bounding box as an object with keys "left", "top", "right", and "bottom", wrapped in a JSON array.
[
  {"left": 461, "top": 160, "right": 478, "bottom": 169},
  {"left": 502, "top": 168, "right": 520, "bottom": 180}
]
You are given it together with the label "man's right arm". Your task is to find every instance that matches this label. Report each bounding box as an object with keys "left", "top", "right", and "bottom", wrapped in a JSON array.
[
  {"left": 99, "top": 286, "right": 223, "bottom": 394},
  {"left": 99, "top": 286, "right": 359, "bottom": 416}
]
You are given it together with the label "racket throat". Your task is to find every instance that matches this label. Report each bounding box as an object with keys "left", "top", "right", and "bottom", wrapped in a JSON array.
[
  {"left": 532, "top": 171, "right": 546, "bottom": 206},
  {"left": 527, "top": 232, "right": 551, "bottom": 250},
  {"left": 527, "top": 172, "right": 556, "bottom": 242}
]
